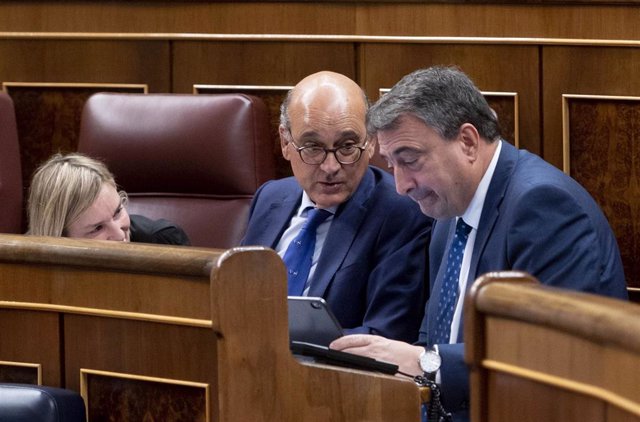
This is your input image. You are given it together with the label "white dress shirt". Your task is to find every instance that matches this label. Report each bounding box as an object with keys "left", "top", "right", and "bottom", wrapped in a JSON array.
[{"left": 448, "top": 140, "right": 502, "bottom": 343}]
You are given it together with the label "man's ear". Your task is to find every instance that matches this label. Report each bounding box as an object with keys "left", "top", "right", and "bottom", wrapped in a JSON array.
[
  {"left": 366, "top": 135, "right": 377, "bottom": 159},
  {"left": 458, "top": 123, "right": 480, "bottom": 162},
  {"left": 279, "top": 125, "right": 292, "bottom": 161}
]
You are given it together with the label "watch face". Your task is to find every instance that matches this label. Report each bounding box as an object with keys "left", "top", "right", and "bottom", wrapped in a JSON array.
[{"left": 420, "top": 349, "right": 442, "bottom": 373}]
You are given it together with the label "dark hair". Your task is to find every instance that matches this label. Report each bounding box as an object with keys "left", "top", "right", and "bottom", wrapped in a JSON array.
[{"left": 367, "top": 66, "right": 501, "bottom": 142}]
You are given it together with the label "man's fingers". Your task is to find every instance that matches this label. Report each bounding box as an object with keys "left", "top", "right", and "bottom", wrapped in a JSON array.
[{"left": 330, "top": 334, "right": 377, "bottom": 350}]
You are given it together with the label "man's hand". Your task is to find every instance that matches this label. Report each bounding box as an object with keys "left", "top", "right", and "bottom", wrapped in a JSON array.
[{"left": 330, "top": 334, "right": 424, "bottom": 376}]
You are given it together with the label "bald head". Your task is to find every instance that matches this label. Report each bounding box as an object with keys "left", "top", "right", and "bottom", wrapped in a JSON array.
[
  {"left": 278, "top": 71, "right": 374, "bottom": 208},
  {"left": 280, "top": 71, "right": 368, "bottom": 130}
]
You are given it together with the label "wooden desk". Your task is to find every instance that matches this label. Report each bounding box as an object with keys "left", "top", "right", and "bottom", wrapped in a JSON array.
[
  {"left": 0, "top": 234, "right": 420, "bottom": 421},
  {"left": 466, "top": 271, "right": 640, "bottom": 422}
]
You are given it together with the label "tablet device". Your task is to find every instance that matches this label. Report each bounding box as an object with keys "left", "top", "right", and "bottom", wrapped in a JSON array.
[
  {"left": 288, "top": 296, "right": 344, "bottom": 347},
  {"left": 290, "top": 341, "right": 399, "bottom": 375}
]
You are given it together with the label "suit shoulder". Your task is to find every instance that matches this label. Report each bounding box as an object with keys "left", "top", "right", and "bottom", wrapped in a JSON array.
[
  {"left": 509, "top": 153, "right": 592, "bottom": 202},
  {"left": 255, "top": 176, "right": 299, "bottom": 196}
]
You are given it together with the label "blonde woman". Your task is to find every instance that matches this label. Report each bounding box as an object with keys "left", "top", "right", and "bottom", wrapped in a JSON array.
[{"left": 27, "top": 153, "right": 189, "bottom": 245}]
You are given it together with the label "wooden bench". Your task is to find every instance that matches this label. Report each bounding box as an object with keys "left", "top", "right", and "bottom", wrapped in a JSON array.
[
  {"left": 466, "top": 271, "right": 640, "bottom": 422},
  {"left": 0, "top": 234, "right": 420, "bottom": 421}
]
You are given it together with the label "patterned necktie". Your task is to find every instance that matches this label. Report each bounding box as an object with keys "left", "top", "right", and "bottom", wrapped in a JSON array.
[
  {"left": 432, "top": 218, "right": 473, "bottom": 345},
  {"left": 283, "top": 208, "right": 332, "bottom": 296}
]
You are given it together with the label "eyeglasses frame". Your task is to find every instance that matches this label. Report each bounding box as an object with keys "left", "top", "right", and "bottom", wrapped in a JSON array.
[{"left": 285, "top": 129, "right": 370, "bottom": 166}]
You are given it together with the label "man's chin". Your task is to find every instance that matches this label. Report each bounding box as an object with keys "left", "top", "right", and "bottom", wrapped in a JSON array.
[
  {"left": 311, "top": 192, "right": 349, "bottom": 209},
  {"left": 417, "top": 200, "right": 442, "bottom": 219},
  {"left": 418, "top": 203, "right": 432, "bottom": 217}
]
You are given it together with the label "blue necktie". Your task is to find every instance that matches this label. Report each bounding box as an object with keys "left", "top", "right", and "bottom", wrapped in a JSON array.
[
  {"left": 283, "top": 208, "right": 332, "bottom": 296},
  {"left": 432, "top": 218, "right": 472, "bottom": 345}
]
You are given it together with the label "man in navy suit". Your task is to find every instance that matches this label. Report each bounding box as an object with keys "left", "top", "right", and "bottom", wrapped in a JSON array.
[
  {"left": 241, "top": 71, "right": 432, "bottom": 343},
  {"left": 331, "top": 66, "right": 627, "bottom": 421}
]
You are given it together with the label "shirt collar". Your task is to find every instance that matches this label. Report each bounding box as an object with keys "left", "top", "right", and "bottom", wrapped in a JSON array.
[{"left": 296, "top": 191, "right": 338, "bottom": 216}]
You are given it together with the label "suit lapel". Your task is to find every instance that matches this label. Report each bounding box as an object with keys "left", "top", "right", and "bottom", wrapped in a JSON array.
[
  {"left": 308, "top": 168, "right": 374, "bottom": 298},
  {"left": 257, "top": 190, "right": 301, "bottom": 248},
  {"left": 467, "top": 142, "right": 518, "bottom": 281},
  {"left": 456, "top": 141, "right": 518, "bottom": 342}
]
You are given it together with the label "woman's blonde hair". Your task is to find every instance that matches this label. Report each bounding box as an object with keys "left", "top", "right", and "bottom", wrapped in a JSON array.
[{"left": 27, "top": 153, "right": 124, "bottom": 237}]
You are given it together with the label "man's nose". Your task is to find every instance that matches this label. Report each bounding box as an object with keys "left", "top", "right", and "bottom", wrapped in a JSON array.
[
  {"left": 319, "top": 150, "right": 342, "bottom": 174},
  {"left": 394, "top": 167, "right": 413, "bottom": 196}
]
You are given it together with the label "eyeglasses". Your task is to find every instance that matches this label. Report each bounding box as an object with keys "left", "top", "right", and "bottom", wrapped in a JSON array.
[{"left": 287, "top": 132, "right": 369, "bottom": 165}]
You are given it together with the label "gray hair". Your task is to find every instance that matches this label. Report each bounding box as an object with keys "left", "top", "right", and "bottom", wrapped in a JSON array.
[
  {"left": 279, "top": 89, "right": 295, "bottom": 129},
  {"left": 367, "top": 66, "right": 500, "bottom": 142}
]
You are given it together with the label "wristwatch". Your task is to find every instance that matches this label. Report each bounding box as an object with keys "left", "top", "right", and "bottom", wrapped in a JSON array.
[{"left": 418, "top": 346, "right": 441, "bottom": 381}]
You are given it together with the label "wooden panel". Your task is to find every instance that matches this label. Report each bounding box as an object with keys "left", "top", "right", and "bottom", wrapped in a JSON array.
[
  {"left": 484, "top": 93, "right": 518, "bottom": 147},
  {"left": 1, "top": 3, "right": 640, "bottom": 40},
  {"left": 0, "top": 361, "right": 41, "bottom": 385},
  {"left": 0, "top": 309, "right": 60, "bottom": 386},
  {"left": 83, "top": 370, "right": 208, "bottom": 422},
  {"left": 354, "top": 3, "right": 640, "bottom": 39},
  {"left": 0, "top": 236, "right": 421, "bottom": 421},
  {"left": 3, "top": 83, "right": 147, "bottom": 192},
  {"left": 0, "top": 40, "right": 169, "bottom": 88},
  {"left": 64, "top": 315, "right": 217, "bottom": 391},
  {"left": 562, "top": 95, "right": 640, "bottom": 290},
  {"left": 466, "top": 276, "right": 640, "bottom": 422},
  {"left": 485, "top": 318, "right": 607, "bottom": 388},
  {"left": 195, "top": 84, "right": 293, "bottom": 179},
  {"left": 65, "top": 315, "right": 217, "bottom": 393},
  {"left": 486, "top": 316, "right": 640, "bottom": 402},
  {"left": 360, "top": 43, "right": 540, "bottom": 154},
  {"left": 0, "top": 2, "right": 355, "bottom": 35},
  {"left": 172, "top": 41, "right": 356, "bottom": 93},
  {"left": 609, "top": 406, "right": 640, "bottom": 422},
  {"left": 542, "top": 46, "right": 640, "bottom": 169},
  {"left": 487, "top": 371, "right": 605, "bottom": 421},
  {"left": 0, "top": 236, "right": 215, "bottom": 320},
  {"left": 0, "top": 264, "right": 211, "bottom": 320}
]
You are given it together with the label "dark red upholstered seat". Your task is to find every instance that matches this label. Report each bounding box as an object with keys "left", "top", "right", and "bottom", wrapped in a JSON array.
[
  {"left": 0, "top": 93, "right": 23, "bottom": 234},
  {"left": 78, "top": 93, "right": 276, "bottom": 249}
]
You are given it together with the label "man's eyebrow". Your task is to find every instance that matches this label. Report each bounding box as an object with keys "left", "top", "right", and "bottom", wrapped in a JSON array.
[
  {"left": 388, "top": 145, "right": 421, "bottom": 157},
  {"left": 334, "top": 130, "right": 367, "bottom": 145},
  {"left": 296, "top": 130, "right": 320, "bottom": 141},
  {"left": 297, "top": 129, "right": 364, "bottom": 144},
  {"left": 337, "top": 129, "right": 360, "bottom": 138}
]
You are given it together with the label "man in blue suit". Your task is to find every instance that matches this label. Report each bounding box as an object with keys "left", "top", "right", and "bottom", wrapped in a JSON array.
[
  {"left": 241, "top": 71, "right": 432, "bottom": 343},
  {"left": 331, "top": 66, "right": 627, "bottom": 421}
]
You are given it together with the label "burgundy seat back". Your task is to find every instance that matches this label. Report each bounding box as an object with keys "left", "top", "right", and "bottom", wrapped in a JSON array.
[
  {"left": 78, "top": 93, "right": 276, "bottom": 248},
  {"left": 0, "top": 93, "right": 23, "bottom": 234}
]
